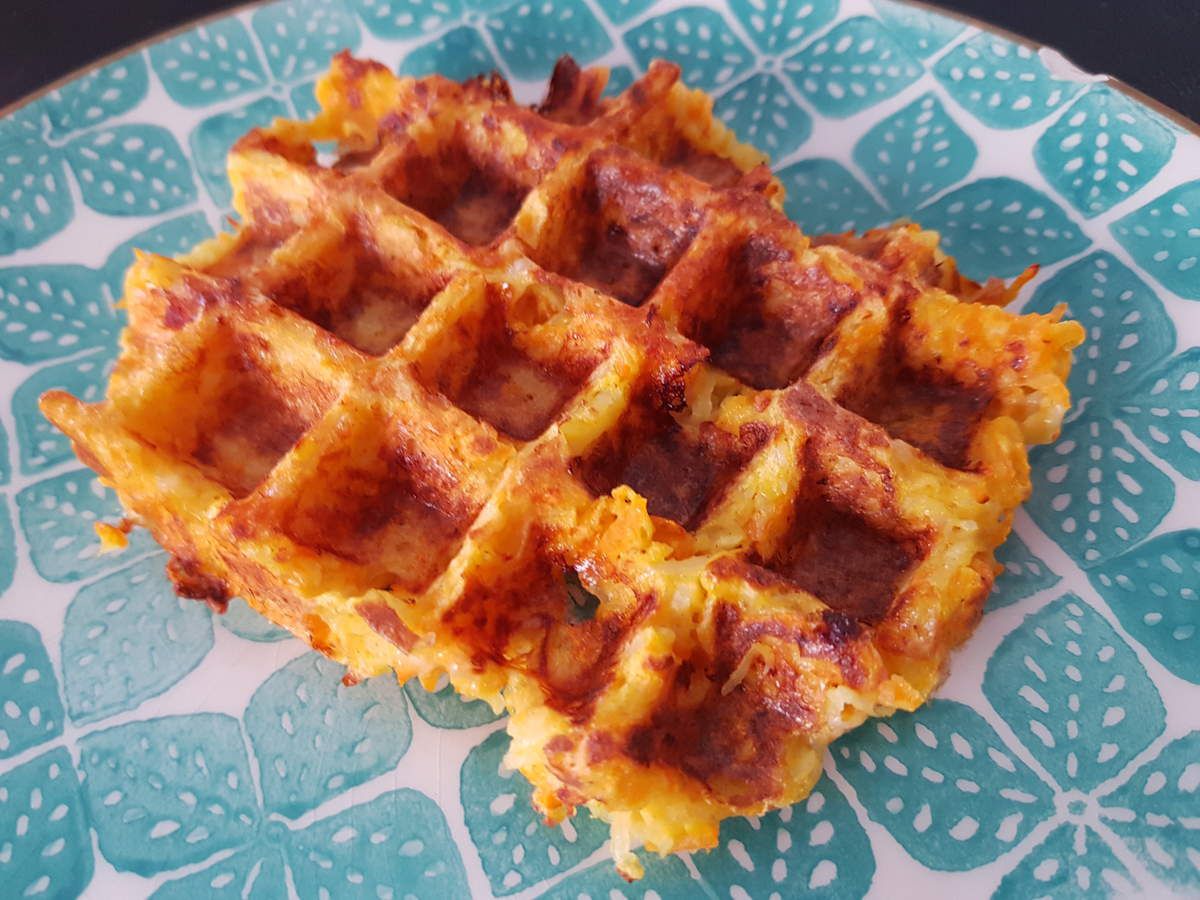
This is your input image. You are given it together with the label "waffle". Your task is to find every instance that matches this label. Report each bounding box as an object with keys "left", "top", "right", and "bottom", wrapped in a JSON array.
[{"left": 42, "top": 53, "right": 1083, "bottom": 874}]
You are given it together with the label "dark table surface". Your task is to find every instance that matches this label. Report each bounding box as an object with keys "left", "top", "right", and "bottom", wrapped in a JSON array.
[{"left": 2, "top": 0, "right": 1198, "bottom": 123}]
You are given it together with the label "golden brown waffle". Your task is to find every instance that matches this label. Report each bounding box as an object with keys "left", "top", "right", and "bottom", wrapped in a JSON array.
[{"left": 42, "top": 53, "right": 1084, "bottom": 874}]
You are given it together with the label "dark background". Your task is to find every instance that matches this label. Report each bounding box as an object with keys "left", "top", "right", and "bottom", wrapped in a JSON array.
[{"left": 2, "top": 0, "right": 1198, "bottom": 122}]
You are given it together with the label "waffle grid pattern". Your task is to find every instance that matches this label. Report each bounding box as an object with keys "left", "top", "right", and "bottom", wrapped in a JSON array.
[{"left": 43, "top": 52, "right": 1082, "bottom": 870}]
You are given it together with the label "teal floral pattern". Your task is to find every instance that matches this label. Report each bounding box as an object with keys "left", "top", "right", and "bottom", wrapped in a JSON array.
[
  {"left": 783, "top": 17, "right": 922, "bottom": 117},
  {"left": 0, "top": 621, "right": 63, "bottom": 757},
  {"left": 245, "top": 651, "right": 414, "bottom": 818},
  {"left": 149, "top": 20, "right": 269, "bottom": 107},
  {"left": 853, "top": 92, "right": 977, "bottom": 216},
  {"left": 462, "top": 730, "right": 608, "bottom": 895},
  {"left": 934, "top": 33, "right": 1082, "bottom": 129},
  {"left": 776, "top": 158, "right": 888, "bottom": 235},
  {"left": 1090, "top": 530, "right": 1200, "bottom": 683},
  {"left": 1035, "top": 86, "right": 1176, "bottom": 217},
  {"left": 61, "top": 555, "right": 214, "bottom": 725},
  {"left": 64, "top": 125, "right": 196, "bottom": 217},
  {"left": 0, "top": 141, "right": 73, "bottom": 253},
  {"left": 284, "top": 789, "right": 470, "bottom": 898},
  {"left": 836, "top": 699, "right": 1054, "bottom": 870},
  {"left": 916, "top": 177, "right": 1089, "bottom": 279},
  {"left": 0, "top": 0, "right": 1197, "bottom": 896},
  {"left": 79, "top": 713, "right": 260, "bottom": 875},
  {"left": 692, "top": 778, "right": 876, "bottom": 896},
  {"left": 0, "top": 748, "right": 93, "bottom": 897},
  {"left": 1112, "top": 179, "right": 1200, "bottom": 299}
]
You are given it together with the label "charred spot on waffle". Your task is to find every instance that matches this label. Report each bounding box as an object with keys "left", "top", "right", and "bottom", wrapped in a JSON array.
[
  {"left": 758, "top": 499, "right": 925, "bottom": 624},
  {"left": 842, "top": 366, "right": 992, "bottom": 470},
  {"left": 754, "top": 383, "right": 931, "bottom": 623},
  {"left": 525, "top": 150, "right": 703, "bottom": 307},
  {"left": 625, "top": 601, "right": 873, "bottom": 805},
  {"left": 378, "top": 124, "right": 533, "bottom": 246},
  {"left": 269, "top": 425, "right": 478, "bottom": 594},
  {"left": 662, "top": 138, "right": 744, "bottom": 188},
  {"left": 538, "top": 56, "right": 610, "bottom": 125},
  {"left": 838, "top": 304, "right": 995, "bottom": 470},
  {"left": 662, "top": 230, "right": 861, "bottom": 389},
  {"left": 256, "top": 217, "right": 449, "bottom": 356},
  {"left": 414, "top": 281, "right": 600, "bottom": 441},
  {"left": 131, "top": 320, "right": 336, "bottom": 499},
  {"left": 572, "top": 397, "right": 770, "bottom": 530},
  {"left": 445, "top": 539, "right": 653, "bottom": 720},
  {"left": 166, "top": 555, "right": 231, "bottom": 612}
]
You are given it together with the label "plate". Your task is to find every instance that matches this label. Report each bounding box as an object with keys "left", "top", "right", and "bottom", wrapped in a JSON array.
[{"left": 0, "top": 1, "right": 1197, "bottom": 897}]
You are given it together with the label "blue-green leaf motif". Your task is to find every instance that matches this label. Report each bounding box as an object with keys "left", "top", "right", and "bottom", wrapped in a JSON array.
[
  {"left": 13, "top": 349, "right": 115, "bottom": 475},
  {"left": 102, "top": 211, "right": 215, "bottom": 301},
  {"left": 1116, "top": 349, "right": 1200, "bottom": 479},
  {"left": 714, "top": 74, "right": 811, "bottom": 159},
  {"left": 251, "top": 0, "right": 362, "bottom": 82},
  {"left": 539, "top": 853, "right": 701, "bottom": 899},
  {"left": 605, "top": 65, "right": 635, "bottom": 97},
  {"left": 994, "top": 823, "right": 1138, "bottom": 898},
  {"left": 1036, "top": 86, "right": 1176, "bottom": 218},
  {"left": 0, "top": 497, "right": 14, "bottom": 597},
  {"left": 1090, "top": 531, "right": 1200, "bottom": 684},
  {"left": 776, "top": 158, "right": 888, "bottom": 235},
  {"left": 79, "top": 713, "right": 259, "bottom": 876},
  {"left": 782, "top": 17, "right": 922, "bottom": 118},
  {"left": 488, "top": 0, "right": 612, "bottom": 81},
  {"left": 462, "top": 729, "right": 608, "bottom": 895},
  {"left": 0, "top": 620, "right": 64, "bottom": 758},
  {"left": 0, "top": 263, "right": 118, "bottom": 363},
  {"left": 870, "top": 0, "right": 964, "bottom": 58},
  {"left": 1023, "top": 251, "right": 1175, "bottom": 403},
  {"left": 289, "top": 80, "right": 320, "bottom": 121},
  {"left": 16, "top": 469, "right": 157, "bottom": 583},
  {"left": 0, "top": 140, "right": 73, "bottom": 253},
  {"left": 835, "top": 699, "right": 1054, "bottom": 870},
  {"left": 400, "top": 26, "right": 498, "bottom": 82},
  {"left": 405, "top": 679, "right": 502, "bottom": 729},
  {"left": 853, "top": 92, "right": 977, "bottom": 215},
  {"left": 0, "top": 425, "right": 10, "bottom": 486},
  {"left": 283, "top": 789, "right": 470, "bottom": 899},
  {"left": 1100, "top": 731, "right": 1200, "bottom": 892},
  {"left": 0, "top": 99, "right": 48, "bottom": 144},
  {"left": 0, "top": 747, "right": 93, "bottom": 898},
  {"left": 219, "top": 597, "right": 293, "bottom": 642},
  {"left": 152, "top": 843, "right": 287, "bottom": 900},
  {"left": 1027, "top": 412, "right": 1174, "bottom": 567},
  {"left": 915, "top": 177, "right": 1089, "bottom": 280},
  {"left": 692, "top": 776, "right": 876, "bottom": 897},
  {"left": 990, "top": 531, "right": 1061, "bottom": 611},
  {"left": 1111, "top": 179, "right": 1200, "bottom": 300},
  {"left": 593, "top": 0, "right": 656, "bottom": 26},
  {"left": 62, "top": 555, "right": 214, "bottom": 725},
  {"left": 625, "top": 7, "right": 754, "bottom": 93},
  {"left": 66, "top": 124, "right": 196, "bottom": 217},
  {"left": 728, "top": 0, "right": 838, "bottom": 55},
  {"left": 983, "top": 593, "right": 1165, "bottom": 793},
  {"left": 934, "top": 34, "right": 1083, "bottom": 129},
  {"left": 191, "top": 96, "right": 289, "bottom": 208},
  {"left": 244, "top": 651, "right": 413, "bottom": 819},
  {"left": 44, "top": 55, "right": 149, "bottom": 138},
  {"left": 149, "top": 19, "right": 269, "bottom": 107},
  {"left": 348, "top": 0, "right": 467, "bottom": 39}
]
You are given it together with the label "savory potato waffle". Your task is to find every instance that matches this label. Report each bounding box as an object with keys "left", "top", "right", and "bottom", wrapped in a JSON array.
[{"left": 42, "top": 53, "right": 1083, "bottom": 874}]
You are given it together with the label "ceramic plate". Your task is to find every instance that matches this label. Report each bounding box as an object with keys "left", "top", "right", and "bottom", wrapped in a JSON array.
[{"left": 0, "top": 0, "right": 1197, "bottom": 897}]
